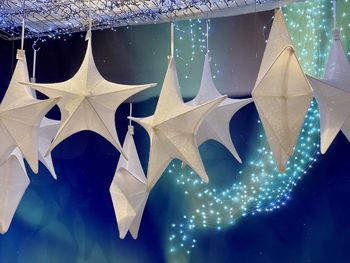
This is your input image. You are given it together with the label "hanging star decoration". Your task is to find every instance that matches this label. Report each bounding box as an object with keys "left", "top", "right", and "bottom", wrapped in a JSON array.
[
  {"left": 0, "top": 49, "right": 59, "bottom": 173},
  {"left": 22, "top": 32, "right": 156, "bottom": 157},
  {"left": 130, "top": 57, "right": 225, "bottom": 190},
  {"left": 251, "top": 9, "right": 313, "bottom": 172},
  {"left": 187, "top": 53, "right": 252, "bottom": 163},
  {"left": 307, "top": 29, "right": 350, "bottom": 153},
  {"left": 110, "top": 122, "right": 148, "bottom": 239},
  {"left": 0, "top": 148, "right": 29, "bottom": 234}
]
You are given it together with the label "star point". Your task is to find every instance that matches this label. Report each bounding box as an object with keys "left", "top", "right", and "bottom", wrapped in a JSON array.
[{"left": 38, "top": 117, "right": 60, "bottom": 179}]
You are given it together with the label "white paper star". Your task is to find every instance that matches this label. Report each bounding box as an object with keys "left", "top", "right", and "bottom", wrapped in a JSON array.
[
  {"left": 252, "top": 9, "right": 313, "bottom": 172},
  {"left": 0, "top": 50, "right": 59, "bottom": 173},
  {"left": 22, "top": 35, "right": 156, "bottom": 157},
  {"left": 130, "top": 57, "right": 225, "bottom": 190},
  {"left": 110, "top": 126, "right": 148, "bottom": 239},
  {"left": 188, "top": 53, "right": 253, "bottom": 163},
  {"left": 307, "top": 29, "right": 350, "bottom": 153},
  {"left": 0, "top": 148, "right": 29, "bottom": 234}
]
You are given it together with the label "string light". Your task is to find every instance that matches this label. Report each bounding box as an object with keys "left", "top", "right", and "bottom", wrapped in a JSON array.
[
  {"left": 165, "top": 1, "right": 344, "bottom": 261},
  {"left": 174, "top": 19, "right": 220, "bottom": 91}
]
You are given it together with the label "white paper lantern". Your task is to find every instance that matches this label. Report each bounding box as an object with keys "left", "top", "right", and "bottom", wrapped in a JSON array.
[
  {"left": 252, "top": 9, "right": 313, "bottom": 172},
  {"left": 110, "top": 125, "right": 148, "bottom": 239}
]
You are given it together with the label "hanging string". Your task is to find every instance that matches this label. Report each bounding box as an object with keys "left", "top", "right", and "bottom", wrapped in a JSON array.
[
  {"left": 206, "top": 18, "right": 209, "bottom": 54},
  {"left": 89, "top": 0, "right": 92, "bottom": 31},
  {"left": 21, "top": 0, "right": 25, "bottom": 50},
  {"left": 333, "top": 0, "right": 337, "bottom": 30},
  {"left": 128, "top": 102, "right": 134, "bottom": 135},
  {"left": 129, "top": 102, "right": 133, "bottom": 126},
  {"left": 332, "top": 0, "right": 340, "bottom": 40},
  {"left": 31, "top": 38, "right": 40, "bottom": 83},
  {"left": 86, "top": 0, "right": 92, "bottom": 40},
  {"left": 254, "top": 0, "right": 258, "bottom": 59},
  {"left": 21, "top": 19, "right": 25, "bottom": 50},
  {"left": 171, "top": 21, "right": 174, "bottom": 58}
]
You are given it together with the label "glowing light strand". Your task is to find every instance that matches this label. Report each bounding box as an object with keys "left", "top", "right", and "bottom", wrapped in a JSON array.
[{"left": 164, "top": 1, "right": 343, "bottom": 261}]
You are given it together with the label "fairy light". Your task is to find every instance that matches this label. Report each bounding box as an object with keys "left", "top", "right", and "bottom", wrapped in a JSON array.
[
  {"left": 165, "top": 1, "right": 343, "bottom": 261},
  {"left": 174, "top": 19, "right": 220, "bottom": 83}
]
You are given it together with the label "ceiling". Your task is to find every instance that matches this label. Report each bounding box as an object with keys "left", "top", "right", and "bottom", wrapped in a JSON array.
[{"left": 0, "top": 0, "right": 300, "bottom": 40}]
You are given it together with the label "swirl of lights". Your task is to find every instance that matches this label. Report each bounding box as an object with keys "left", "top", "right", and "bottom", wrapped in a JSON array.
[{"left": 164, "top": 1, "right": 346, "bottom": 261}]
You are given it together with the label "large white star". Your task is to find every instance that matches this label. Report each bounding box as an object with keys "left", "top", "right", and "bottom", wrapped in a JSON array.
[
  {"left": 252, "top": 9, "right": 313, "bottom": 172},
  {"left": 187, "top": 53, "right": 253, "bottom": 163},
  {"left": 110, "top": 126, "right": 148, "bottom": 239},
  {"left": 307, "top": 29, "right": 350, "bottom": 153},
  {"left": 130, "top": 57, "right": 225, "bottom": 190},
  {"left": 0, "top": 148, "right": 29, "bottom": 234},
  {"left": 22, "top": 35, "right": 156, "bottom": 157},
  {"left": 0, "top": 50, "right": 58, "bottom": 173}
]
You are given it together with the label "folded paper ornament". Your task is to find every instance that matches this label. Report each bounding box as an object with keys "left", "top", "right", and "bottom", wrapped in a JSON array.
[
  {"left": 252, "top": 9, "right": 313, "bottom": 172},
  {"left": 130, "top": 57, "right": 225, "bottom": 190},
  {"left": 22, "top": 33, "right": 156, "bottom": 158},
  {"left": 110, "top": 125, "right": 148, "bottom": 239},
  {"left": 188, "top": 53, "right": 253, "bottom": 163}
]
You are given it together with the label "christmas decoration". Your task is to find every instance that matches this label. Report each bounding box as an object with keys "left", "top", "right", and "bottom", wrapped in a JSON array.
[
  {"left": 130, "top": 56, "right": 225, "bottom": 190},
  {"left": 188, "top": 53, "right": 253, "bottom": 163},
  {"left": 252, "top": 9, "right": 313, "bottom": 172},
  {"left": 110, "top": 113, "right": 148, "bottom": 239},
  {"left": 22, "top": 32, "right": 156, "bottom": 158}
]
